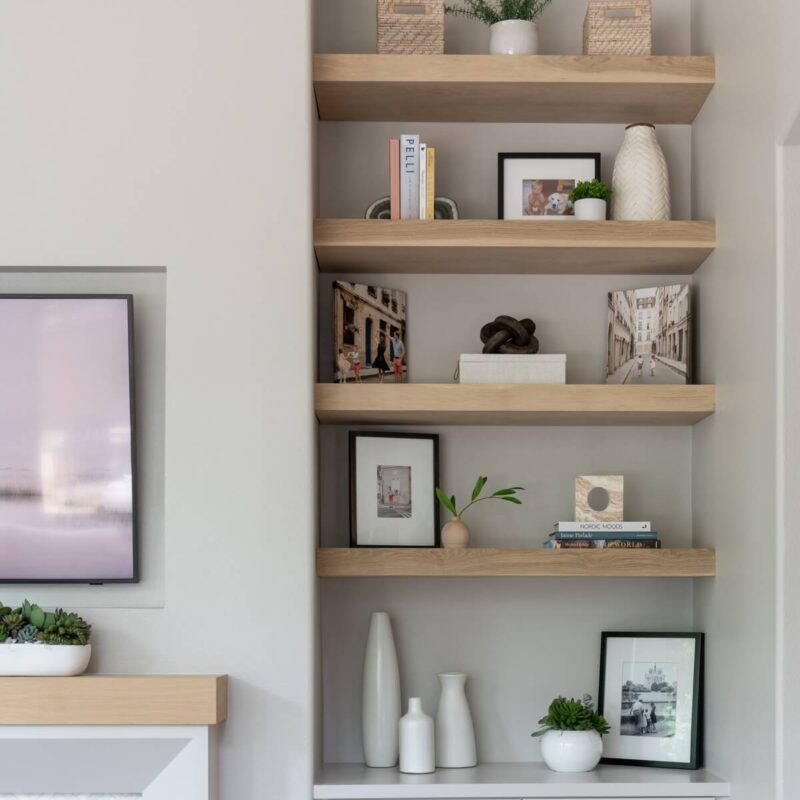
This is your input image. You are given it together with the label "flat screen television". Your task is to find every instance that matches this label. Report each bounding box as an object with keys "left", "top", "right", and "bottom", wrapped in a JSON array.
[{"left": 0, "top": 295, "right": 138, "bottom": 583}]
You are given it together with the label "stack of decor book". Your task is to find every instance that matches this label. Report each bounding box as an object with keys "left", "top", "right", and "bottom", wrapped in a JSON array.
[
  {"left": 390, "top": 135, "right": 435, "bottom": 220},
  {"left": 544, "top": 521, "right": 660, "bottom": 549}
]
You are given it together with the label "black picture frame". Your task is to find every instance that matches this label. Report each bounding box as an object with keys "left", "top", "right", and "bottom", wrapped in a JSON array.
[
  {"left": 349, "top": 431, "right": 440, "bottom": 548},
  {"left": 598, "top": 631, "right": 704, "bottom": 770},
  {"left": 0, "top": 293, "right": 139, "bottom": 584},
  {"left": 497, "top": 152, "right": 602, "bottom": 220}
]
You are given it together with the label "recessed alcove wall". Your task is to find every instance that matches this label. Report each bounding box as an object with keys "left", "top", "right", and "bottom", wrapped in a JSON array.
[
  {"left": 315, "top": 0, "right": 699, "bottom": 766},
  {"left": 0, "top": 269, "right": 166, "bottom": 608}
]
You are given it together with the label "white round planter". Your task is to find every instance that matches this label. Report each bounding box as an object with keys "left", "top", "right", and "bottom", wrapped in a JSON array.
[
  {"left": 0, "top": 642, "right": 91, "bottom": 676},
  {"left": 540, "top": 729, "right": 603, "bottom": 773},
  {"left": 489, "top": 20, "right": 539, "bottom": 55},
  {"left": 574, "top": 198, "right": 608, "bottom": 221}
]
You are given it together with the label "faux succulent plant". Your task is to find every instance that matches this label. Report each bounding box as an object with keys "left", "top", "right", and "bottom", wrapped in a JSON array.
[
  {"left": 532, "top": 694, "right": 610, "bottom": 737},
  {"left": 0, "top": 601, "right": 90, "bottom": 645}
]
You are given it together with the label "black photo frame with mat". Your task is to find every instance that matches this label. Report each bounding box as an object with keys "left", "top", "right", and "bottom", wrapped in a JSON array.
[
  {"left": 349, "top": 431, "right": 440, "bottom": 548},
  {"left": 598, "top": 631, "right": 704, "bottom": 769}
]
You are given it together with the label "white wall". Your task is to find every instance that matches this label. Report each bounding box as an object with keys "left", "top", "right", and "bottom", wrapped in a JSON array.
[
  {"left": 690, "top": 1, "right": 800, "bottom": 798},
  {"left": 0, "top": 3, "right": 316, "bottom": 799}
]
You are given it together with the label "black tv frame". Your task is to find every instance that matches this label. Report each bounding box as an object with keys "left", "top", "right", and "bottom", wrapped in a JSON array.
[{"left": 0, "top": 293, "right": 139, "bottom": 584}]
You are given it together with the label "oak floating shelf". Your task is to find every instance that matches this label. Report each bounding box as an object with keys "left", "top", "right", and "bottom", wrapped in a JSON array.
[
  {"left": 314, "top": 219, "right": 716, "bottom": 275},
  {"left": 315, "top": 384, "right": 716, "bottom": 426},
  {"left": 317, "top": 548, "right": 716, "bottom": 578},
  {"left": 0, "top": 675, "right": 228, "bottom": 725},
  {"left": 313, "top": 54, "right": 715, "bottom": 123}
]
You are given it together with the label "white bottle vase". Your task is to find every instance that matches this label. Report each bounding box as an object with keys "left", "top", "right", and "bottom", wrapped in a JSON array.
[
  {"left": 489, "top": 20, "right": 539, "bottom": 55},
  {"left": 399, "top": 697, "right": 436, "bottom": 774},
  {"left": 435, "top": 672, "right": 477, "bottom": 768},
  {"left": 612, "top": 123, "right": 671, "bottom": 221},
  {"left": 362, "top": 612, "right": 402, "bottom": 767}
]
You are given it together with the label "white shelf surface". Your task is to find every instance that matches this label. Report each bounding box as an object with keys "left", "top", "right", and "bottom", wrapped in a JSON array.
[{"left": 314, "top": 763, "right": 730, "bottom": 799}]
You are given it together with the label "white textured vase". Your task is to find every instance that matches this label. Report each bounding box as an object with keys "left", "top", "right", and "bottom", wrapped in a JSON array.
[
  {"left": 399, "top": 697, "right": 436, "bottom": 774},
  {"left": 362, "top": 612, "right": 401, "bottom": 767},
  {"left": 489, "top": 20, "right": 539, "bottom": 55},
  {"left": 540, "top": 730, "right": 603, "bottom": 773},
  {"left": 612, "top": 123, "right": 671, "bottom": 221},
  {"left": 574, "top": 198, "right": 607, "bottom": 221},
  {"left": 435, "top": 672, "right": 477, "bottom": 768}
]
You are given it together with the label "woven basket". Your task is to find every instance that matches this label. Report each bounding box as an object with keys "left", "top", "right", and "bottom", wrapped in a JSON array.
[
  {"left": 583, "top": 0, "right": 652, "bottom": 56},
  {"left": 377, "top": 0, "right": 444, "bottom": 54}
]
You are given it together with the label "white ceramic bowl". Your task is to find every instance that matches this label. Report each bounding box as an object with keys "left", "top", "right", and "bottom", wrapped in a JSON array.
[
  {"left": 540, "top": 729, "right": 603, "bottom": 772},
  {"left": 0, "top": 642, "right": 91, "bottom": 676}
]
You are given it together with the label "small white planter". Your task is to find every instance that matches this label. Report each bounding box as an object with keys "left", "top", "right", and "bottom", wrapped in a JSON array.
[
  {"left": 540, "top": 729, "right": 603, "bottom": 773},
  {"left": 0, "top": 642, "right": 92, "bottom": 676},
  {"left": 489, "top": 20, "right": 539, "bottom": 55},
  {"left": 574, "top": 198, "right": 608, "bottom": 221}
]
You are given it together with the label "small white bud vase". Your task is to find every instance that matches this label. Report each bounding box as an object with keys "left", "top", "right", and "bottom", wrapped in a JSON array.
[
  {"left": 573, "top": 198, "right": 607, "bottom": 221},
  {"left": 362, "top": 612, "right": 402, "bottom": 767},
  {"left": 612, "top": 123, "right": 671, "bottom": 221},
  {"left": 441, "top": 516, "right": 470, "bottom": 548},
  {"left": 435, "top": 672, "right": 477, "bottom": 768},
  {"left": 540, "top": 730, "right": 603, "bottom": 773},
  {"left": 399, "top": 697, "right": 436, "bottom": 774},
  {"left": 489, "top": 20, "right": 539, "bottom": 55}
]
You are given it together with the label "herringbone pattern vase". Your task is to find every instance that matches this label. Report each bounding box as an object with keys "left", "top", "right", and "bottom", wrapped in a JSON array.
[{"left": 612, "top": 123, "right": 671, "bottom": 221}]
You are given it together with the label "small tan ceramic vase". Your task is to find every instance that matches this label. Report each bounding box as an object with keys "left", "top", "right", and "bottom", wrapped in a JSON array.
[{"left": 441, "top": 517, "right": 470, "bottom": 548}]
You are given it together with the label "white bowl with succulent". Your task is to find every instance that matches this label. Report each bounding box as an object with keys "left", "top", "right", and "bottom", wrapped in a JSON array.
[
  {"left": 0, "top": 600, "right": 92, "bottom": 676},
  {"left": 445, "top": 1, "right": 554, "bottom": 55}
]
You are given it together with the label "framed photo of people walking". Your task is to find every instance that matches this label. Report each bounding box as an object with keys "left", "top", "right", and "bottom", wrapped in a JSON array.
[
  {"left": 349, "top": 432, "right": 440, "bottom": 548},
  {"left": 598, "top": 632, "right": 704, "bottom": 769}
]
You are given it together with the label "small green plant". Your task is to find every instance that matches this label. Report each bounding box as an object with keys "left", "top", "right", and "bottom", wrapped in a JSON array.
[
  {"left": 445, "top": 0, "right": 553, "bottom": 24},
  {"left": 532, "top": 694, "right": 610, "bottom": 737},
  {"left": 436, "top": 476, "right": 524, "bottom": 519},
  {"left": 0, "top": 601, "right": 91, "bottom": 646},
  {"left": 569, "top": 179, "right": 613, "bottom": 203}
]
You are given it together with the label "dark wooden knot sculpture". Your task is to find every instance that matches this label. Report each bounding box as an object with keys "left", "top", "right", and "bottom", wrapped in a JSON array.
[{"left": 480, "top": 315, "right": 539, "bottom": 354}]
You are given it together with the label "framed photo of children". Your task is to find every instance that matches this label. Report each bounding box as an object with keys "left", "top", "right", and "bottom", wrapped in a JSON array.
[
  {"left": 598, "top": 632, "right": 704, "bottom": 769},
  {"left": 349, "top": 432, "right": 440, "bottom": 548},
  {"left": 498, "top": 153, "right": 601, "bottom": 220}
]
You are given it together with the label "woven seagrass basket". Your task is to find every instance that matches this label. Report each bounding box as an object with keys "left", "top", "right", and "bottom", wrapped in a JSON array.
[
  {"left": 377, "top": 0, "right": 444, "bottom": 55},
  {"left": 583, "top": 0, "right": 652, "bottom": 56}
]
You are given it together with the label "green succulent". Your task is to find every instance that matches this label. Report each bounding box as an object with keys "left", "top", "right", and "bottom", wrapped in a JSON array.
[
  {"left": 0, "top": 602, "right": 12, "bottom": 618},
  {"left": 38, "top": 609, "right": 91, "bottom": 646},
  {"left": 16, "top": 624, "right": 39, "bottom": 643},
  {"left": 21, "top": 600, "right": 47, "bottom": 630},
  {"left": 532, "top": 694, "right": 610, "bottom": 737},
  {"left": 0, "top": 625, "right": 7, "bottom": 641},
  {"left": 1, "top": 613, "right": 27, "bottom": 639}
]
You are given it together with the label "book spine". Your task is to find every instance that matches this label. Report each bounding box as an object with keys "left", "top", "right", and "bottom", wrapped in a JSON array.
[
  {"left": 419, "top": 143, "right": 427, "bottom": 220},
  {"left": 400, "top": 134, "right": 420, "bottom": 220},
  {"left": 426, "top": 146, "right": 435, "bottom": 220},
  {"left": 552, "top": 531, "right": 658, "bottom": 541},
  {"left": 555, "top": 521, "right": 651, "bottom": 532},
  {"left": 547, "top": 540, "right": 661, "bottom": 549},
  {"left": 389, "top": 138, "right": 400, "bottom": 221}
]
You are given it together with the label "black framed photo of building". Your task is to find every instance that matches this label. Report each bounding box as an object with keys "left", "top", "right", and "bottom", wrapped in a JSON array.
[
  {"left": 498, "top": 153, "right": 601, "bottom": 220},
  {"left": 333, "top": 281, "right": 407, "bottom": 384},
  {"left": 606, "top": 284, "right": 691, "bottom": 384},
  {"left": 598, "top": 632, "right": 704, "bottom": 769},
  {"left": 349, "top": 432, "right": 439, "bottom": 548}
]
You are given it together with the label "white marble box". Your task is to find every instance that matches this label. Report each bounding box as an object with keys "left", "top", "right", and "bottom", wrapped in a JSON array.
[{"left": 458, "top": 354, "right": 566, "bottom": 384}]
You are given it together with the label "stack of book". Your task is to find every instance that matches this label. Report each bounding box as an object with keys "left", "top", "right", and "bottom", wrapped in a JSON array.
[
  {"left": 390, "top": 135, "right": 435, "bottom": 220},
  {"left": 544, "top": 521, "right": 661, "bottom": 549}
]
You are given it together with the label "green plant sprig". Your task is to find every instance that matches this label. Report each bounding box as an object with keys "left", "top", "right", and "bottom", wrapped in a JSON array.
[
  {"left": 435, "top": 475, "right": 524, "bottom": 518},
  {"left": 445, "top": 0, "right": 553, "bottom": 25},
  {"left": 569, "top": 179, "right": 613, "bottom": 203},
  {"left": 532, "top": 694, "right": 610, "bottom": 737},
  {"left": 0, "top": 600, "right": 91, "bottom": 645}
]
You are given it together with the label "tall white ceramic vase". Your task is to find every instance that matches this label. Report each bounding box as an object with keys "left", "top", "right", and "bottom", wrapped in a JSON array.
[
  {"left": 435, "top": 672, "right": 477, "bottom": 768},
  {"left": 612, "top": 123, "right": 671, "bottom": 221},
  {"left": 362, "top": 612, "right": 402, "bottom": 767},
  {"left": 399, "top": 697, "right": 436, "bottom": 774}
]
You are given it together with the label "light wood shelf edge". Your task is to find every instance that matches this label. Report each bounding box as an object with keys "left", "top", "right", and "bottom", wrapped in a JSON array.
[
  {"left": 316, "top": 548, "right": 716, "bottom": 578},
  {"left": 0, "top": 674, "right": 228, "bottom": 725}
]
